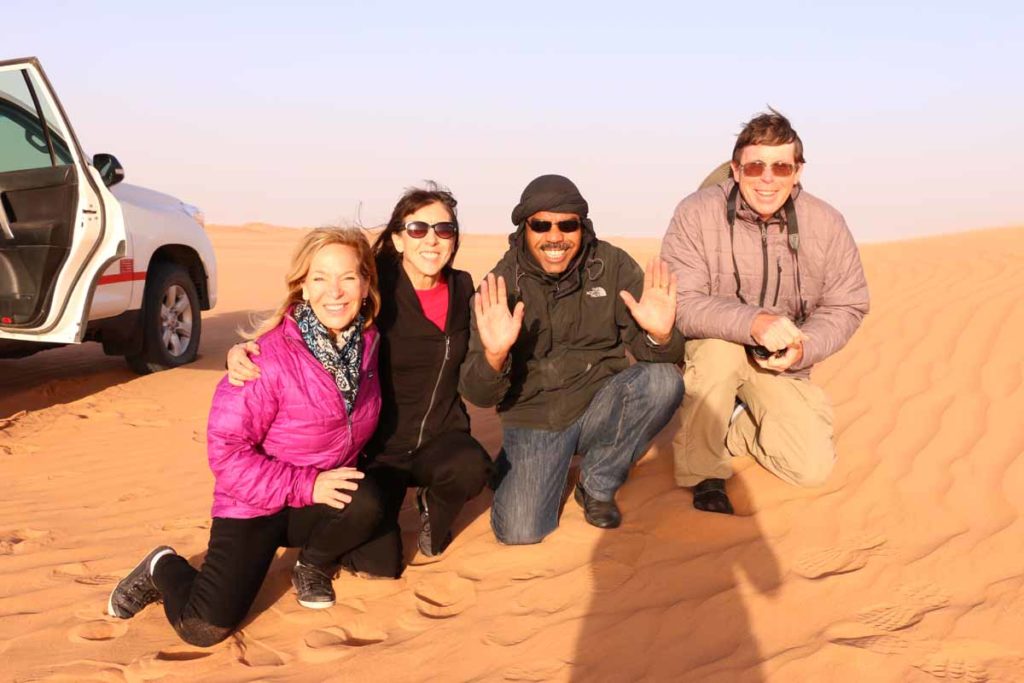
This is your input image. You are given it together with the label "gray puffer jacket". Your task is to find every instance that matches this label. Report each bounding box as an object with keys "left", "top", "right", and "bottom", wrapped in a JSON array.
[{"left": 660, "top": 179, "right": 869, "bottom": 378}]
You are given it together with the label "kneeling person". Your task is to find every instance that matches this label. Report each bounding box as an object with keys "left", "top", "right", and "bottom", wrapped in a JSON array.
[
  {"left": 661, "top": 109, "right": 870, "bottom": 513},
  {"left": 460, "top": 174, "right": 685, "bottom": 544},
  {"left": 107, "top": 229, "right": 386, "bottom": 646}
]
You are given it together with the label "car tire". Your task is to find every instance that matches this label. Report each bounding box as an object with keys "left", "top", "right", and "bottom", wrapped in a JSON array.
[{"left": 126, "top": 262, "right": 201, "bottom": 374}]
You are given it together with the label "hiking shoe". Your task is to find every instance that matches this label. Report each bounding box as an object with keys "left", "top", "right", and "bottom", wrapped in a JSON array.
[
  {"left": 292, "top": 561, "right": 335, "bottom": 609},
  {"left": 107, "top": 545, "right": 176, "bottom": 619},
  {"left": 416, "top": 487, "right": 451, "bottom": 557},
  {"left": 574, "top": 484, "right": 622, "bottom": 529}
]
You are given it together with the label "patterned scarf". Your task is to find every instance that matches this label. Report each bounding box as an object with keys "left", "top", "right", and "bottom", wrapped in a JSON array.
[{"left": 293, "top": 301, "right": 364, "bottom": 414}]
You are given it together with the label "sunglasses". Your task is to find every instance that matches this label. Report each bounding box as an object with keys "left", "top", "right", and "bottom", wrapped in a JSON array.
[
  {"left": 527, "top": 219, "right": 581, "bottom": 234},
  {"left": 402, "top": 221, "right": 457, "bottom": 239},
  {"left": 739, "top": 161, "right": 798, "bottom": 178}
]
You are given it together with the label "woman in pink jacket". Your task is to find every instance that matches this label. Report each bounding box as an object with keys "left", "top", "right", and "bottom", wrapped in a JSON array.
[{"left": 106, "top": 228, "right": 385, "bottom": 646}]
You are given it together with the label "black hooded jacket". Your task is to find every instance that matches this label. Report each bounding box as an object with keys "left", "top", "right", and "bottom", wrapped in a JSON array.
[
  {"left": 367, "top": 255, "right": 475, "bottom": 458},
  {"left": 458, "top": 227, "right": 685, "bottom": 430}
]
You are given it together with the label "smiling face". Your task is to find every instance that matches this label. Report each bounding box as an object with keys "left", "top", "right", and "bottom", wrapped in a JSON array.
[
  {"left": 301, "top": 243, "right": 369, "bottom": 336},
  {"left": 731, "top": 142, "right": 803, "bottom": 220},
  {"left": 524, "top": 211, "right": 582, "bottom": 274},
  {"left": 391, "top": 200, "right": 456, "bottom": 289}
]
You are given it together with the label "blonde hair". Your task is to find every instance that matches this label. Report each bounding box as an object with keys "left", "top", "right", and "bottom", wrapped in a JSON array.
[{"left": 242, "top": 227, "right": 380, "bottom": 340}]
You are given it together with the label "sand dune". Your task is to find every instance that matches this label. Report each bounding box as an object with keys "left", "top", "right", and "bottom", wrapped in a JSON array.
[{"left": 1, "top": 225, "right": 1023, "bottom": 682}]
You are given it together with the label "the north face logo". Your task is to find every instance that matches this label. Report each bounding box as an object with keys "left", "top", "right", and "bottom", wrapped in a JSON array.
[{"left": 586, "top": 286, "right": 607, "bottom": 298}]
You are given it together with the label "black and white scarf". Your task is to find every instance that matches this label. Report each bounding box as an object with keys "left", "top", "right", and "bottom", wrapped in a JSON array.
[{"left": 293, "top": 301, "right": 364, "bottom": 413}]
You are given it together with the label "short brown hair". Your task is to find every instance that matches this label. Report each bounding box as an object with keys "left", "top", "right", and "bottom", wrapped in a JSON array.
[{"left": 732, "top": 107, "right": 806, "bottom": 165}]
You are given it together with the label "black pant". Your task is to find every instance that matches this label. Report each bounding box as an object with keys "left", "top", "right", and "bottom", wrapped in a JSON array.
[
  {"left": 343, "top": 431, "right": 492, "bottom": 578},
  {"left": 152, "top": 474, "right": 384, "bottom": 647}
]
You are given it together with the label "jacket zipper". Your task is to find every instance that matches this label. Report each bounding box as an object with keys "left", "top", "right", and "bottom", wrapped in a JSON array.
[
  {"left": 772, "top": 257, "right": 782, "bottom": 308},
  {"left": 758, "top": 223, "right": 769, "bottom": 307},
  {"left": 414, "top": 335, "right": 450, "bottom": 450}
]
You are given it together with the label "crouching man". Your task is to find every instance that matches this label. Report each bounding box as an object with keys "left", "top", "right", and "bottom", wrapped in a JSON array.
[
  {"left": 661, "top": 110, "right": 869, "bottom": 514},
  {"left": 460, "top": 174, "right": 685, "bottom": 543}
]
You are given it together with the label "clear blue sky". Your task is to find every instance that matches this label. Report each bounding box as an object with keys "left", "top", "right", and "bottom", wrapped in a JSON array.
[{"left": 6, "top": 0, "right": 1021, "bottom": 241}]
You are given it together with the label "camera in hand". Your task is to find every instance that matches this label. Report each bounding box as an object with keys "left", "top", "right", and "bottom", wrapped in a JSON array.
[{"left": 746, "top": 344, "right": 785, "bottom": 360}]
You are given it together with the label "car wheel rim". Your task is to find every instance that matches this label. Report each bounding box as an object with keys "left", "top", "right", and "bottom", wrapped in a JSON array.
[{"left": 159, "top": 284, "right": 193, "bottom": 357}]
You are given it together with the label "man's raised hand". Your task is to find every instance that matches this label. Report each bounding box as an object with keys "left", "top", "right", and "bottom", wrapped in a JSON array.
[
  {"left": 474, "top": 273, "right": 524, "bottom": 372},
  {"left": 619, "top": 258, "right": 677, "bottom": 345}
]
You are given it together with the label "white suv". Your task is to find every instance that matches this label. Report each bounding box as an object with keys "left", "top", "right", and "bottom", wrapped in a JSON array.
[{"left": 0, "top": 57, "right": 216, "bottom": 373}]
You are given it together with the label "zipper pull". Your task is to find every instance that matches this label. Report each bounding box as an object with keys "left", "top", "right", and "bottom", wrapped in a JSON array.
[
  {"left": 444, "top": 336, "right": 450, "bottom": 360},
  {"left": 760, "top": 224, "right": 768, "bottom": 244}
]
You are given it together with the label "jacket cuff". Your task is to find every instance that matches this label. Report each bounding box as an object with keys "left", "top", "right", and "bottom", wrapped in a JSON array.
[{"left": 292, "top": 468, "right": 318, "bottom": 508}]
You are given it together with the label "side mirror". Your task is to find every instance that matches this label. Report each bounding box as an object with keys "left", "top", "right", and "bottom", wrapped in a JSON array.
[{"left": 92, "top": 153, "right": 125, "bottom": 187}]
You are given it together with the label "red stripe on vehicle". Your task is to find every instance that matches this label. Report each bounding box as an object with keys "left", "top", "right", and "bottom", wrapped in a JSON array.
[{"left": 98, "top": 271, "right": 146, "bottom": 285}]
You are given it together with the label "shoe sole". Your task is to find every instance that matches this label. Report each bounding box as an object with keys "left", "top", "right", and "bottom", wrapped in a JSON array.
[{"left": 297, "top": 598, "right": 335, "bottom": 609}]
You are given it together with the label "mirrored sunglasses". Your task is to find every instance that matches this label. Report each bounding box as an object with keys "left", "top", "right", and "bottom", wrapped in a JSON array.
[{"left": 402, "top": 221, "right": 457, "bottom": 239}]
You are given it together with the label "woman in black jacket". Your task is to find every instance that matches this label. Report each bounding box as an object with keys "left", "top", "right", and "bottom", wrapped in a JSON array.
[{"left": 228, "top": 185, "right": 492, "bottom": 577}]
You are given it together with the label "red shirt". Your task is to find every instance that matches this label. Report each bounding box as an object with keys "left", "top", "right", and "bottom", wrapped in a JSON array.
[{"left": 414, "top": 278, "right": 448, "bottom": 331}]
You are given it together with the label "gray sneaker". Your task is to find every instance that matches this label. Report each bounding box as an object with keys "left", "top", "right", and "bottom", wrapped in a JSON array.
[
  {"left": 292, "top": 561, "right": 335, "bottom": 609},
  {"left": 416, "top": 488, "right": 452, "bottom": 557},
  {"left": 107, "top": 545, "right": 176, "bottom": 619}
]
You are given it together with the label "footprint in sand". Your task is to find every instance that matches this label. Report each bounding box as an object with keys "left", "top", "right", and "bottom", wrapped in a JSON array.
[
  {"left": 230, "top": 636, "right": 290, "bottom": 667},
  {"left": 793, "top": 533, "right": 886, "bottom": 579},
  {"left": 52, "top": 562, "right": 120, "bottom": 586},
  {"left": 914, "top": 654, "right": 990, "bottom": 682},
  {"left": 483, "top": 620, "right": 539, "bottom": 647},
  {"left": 502, "top": 661, "right": 569, "bottom": 681},
  {"left": 159, "top": 517, "right": 211, "bottom": 532},
  {"left": 857, "top": 582, "right": 951, "bottom": 631},
  {"left": 300, "top": 621, "right": 387, "bottom": 663},
  {"left": 36, "top": 659, "right": 128, "bottom": 682},
  {"left": 0, "top": 527, "right": 53, "bottom": 555},
  {"left": 69, "top": 620, "right": 128, "bottom": 643},
  {"left": 825, "top": 622, "right": 916, "bottom": 656},
  {"left": 414, "top": 573, "right": 476, "bottom": 618},
  {"left": 511, "top": 561, "right": 633, "bottom": 617}
]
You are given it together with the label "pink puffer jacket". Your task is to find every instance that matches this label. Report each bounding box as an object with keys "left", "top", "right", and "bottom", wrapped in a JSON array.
[{"left": 206, "top": 315, "right": 381, "bottom": 519}]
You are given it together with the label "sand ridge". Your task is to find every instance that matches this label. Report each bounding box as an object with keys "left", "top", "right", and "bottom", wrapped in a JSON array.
[{"left": 1, "top": 225, "right": 1023, "bottom": 681}]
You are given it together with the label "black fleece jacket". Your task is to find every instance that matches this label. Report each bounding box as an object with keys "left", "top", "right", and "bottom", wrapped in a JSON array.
[{"left": 366, "top": 256, "right": 475, "bottom": 458}]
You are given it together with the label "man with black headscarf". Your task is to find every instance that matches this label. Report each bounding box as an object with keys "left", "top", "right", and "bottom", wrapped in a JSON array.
[{"left": 459, "top": 174, "right": 685, "bottom": 544}]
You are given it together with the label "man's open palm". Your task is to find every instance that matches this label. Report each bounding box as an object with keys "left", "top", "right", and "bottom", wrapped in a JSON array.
[{"left": 619, "top": 258, "right": 677, "bottom": 343}]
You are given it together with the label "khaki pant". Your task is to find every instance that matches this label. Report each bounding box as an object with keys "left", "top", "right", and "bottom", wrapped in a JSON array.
[{"left": 673, "top": 339, "right": 835, "bottom": 488}]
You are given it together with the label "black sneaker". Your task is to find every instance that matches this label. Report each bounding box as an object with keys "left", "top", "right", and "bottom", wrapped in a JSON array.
[
  {"left": 416, "top": 487, "right": 452, "bottom": 557},
  {"left": 292, "top": 561, "right": 335, "bottom": 609},
  {"left": 107, "top": 545, "right": 176, "bottom": 619},
  {"left": 574, "top": 484, "right": 622, "bottom": 529}
]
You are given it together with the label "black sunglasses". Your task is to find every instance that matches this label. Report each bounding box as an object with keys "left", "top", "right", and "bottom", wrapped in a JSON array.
[
  {"left": 402, "top": 221, "right": 457, "bottom": 239},
  {"left": 527, "top": 218, "right": 581, "bottom": 234}
]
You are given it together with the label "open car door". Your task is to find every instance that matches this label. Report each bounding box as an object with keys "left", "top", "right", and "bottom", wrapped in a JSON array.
[{"left": 0, "top": 57, "right": 126, "bottom": 344}]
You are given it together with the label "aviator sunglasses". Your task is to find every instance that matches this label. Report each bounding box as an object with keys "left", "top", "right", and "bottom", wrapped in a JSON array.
[
  {"left": 402, "top": 221, "right": 457, "bottom": 239},
  {"left": 527, "top": 218, "right": 581, "bottom": 233},
  {"left": 738, "top": 160, "right": 798, "bottom": 178}
]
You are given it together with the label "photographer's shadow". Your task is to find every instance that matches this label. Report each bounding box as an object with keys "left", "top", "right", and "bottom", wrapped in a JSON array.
[{"left": 569, "top": 432, "right": 782, "bottom": 682}]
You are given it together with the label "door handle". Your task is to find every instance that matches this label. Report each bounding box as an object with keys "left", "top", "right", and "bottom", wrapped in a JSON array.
[{"left": 0, "top": 198, "right": 13, "bottom": 240}]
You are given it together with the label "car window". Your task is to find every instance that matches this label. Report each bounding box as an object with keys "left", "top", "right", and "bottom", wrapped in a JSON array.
[{"left": 0, "top": 68, "right": 73, "bottom": 173}]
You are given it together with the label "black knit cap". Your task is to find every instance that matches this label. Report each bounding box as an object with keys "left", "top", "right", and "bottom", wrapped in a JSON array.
[{"left": 510, "top": 174, "right": 589, "bottom": 226}]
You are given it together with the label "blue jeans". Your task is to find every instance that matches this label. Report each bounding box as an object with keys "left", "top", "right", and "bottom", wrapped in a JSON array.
[{"left": 491, "top": 363, "right": 684, "bottom": 545}]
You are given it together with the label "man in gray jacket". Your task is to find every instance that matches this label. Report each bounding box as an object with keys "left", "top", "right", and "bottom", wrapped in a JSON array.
[
  {"left": 661, "top": 110, "right": 869, "bottom": 514},
  {"left": 460, "top": 174, "right": 685, "bottom": 543}
]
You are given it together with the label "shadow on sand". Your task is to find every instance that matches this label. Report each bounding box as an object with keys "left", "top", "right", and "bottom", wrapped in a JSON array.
[{"left": 568, "top": 428, "right": 782, "bottom": 682}]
